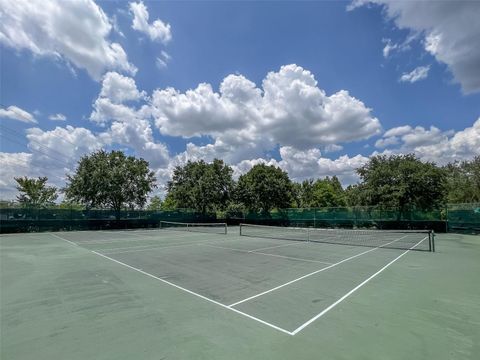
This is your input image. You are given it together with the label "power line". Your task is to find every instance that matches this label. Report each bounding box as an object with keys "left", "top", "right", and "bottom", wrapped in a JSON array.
[{"left": 0, "top": 126, "right": 74, "bottom": 167}]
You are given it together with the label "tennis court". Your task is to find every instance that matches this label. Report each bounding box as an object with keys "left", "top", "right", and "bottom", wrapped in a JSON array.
[{"left": 1, "top": 223, "right": 479, "bottom": 359}]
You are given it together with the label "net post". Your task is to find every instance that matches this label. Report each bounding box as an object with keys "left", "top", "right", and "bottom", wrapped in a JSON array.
[
  {"left": 224, "top": 223, "right": 227, "bottom": 235},
  {"left": 431, "top": 231, "right": 435, "bottom": 252}
]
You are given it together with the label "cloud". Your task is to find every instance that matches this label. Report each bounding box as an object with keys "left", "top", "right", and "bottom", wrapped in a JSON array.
[
  {"left": 0, "top": 152, "right": 33, "bottom": 199},
  {"left": 48, "top": 113, "right": 66, "bottom": 121},
  {"left": 278, "top": 146, "right": 369, "bottom": 184},
  {"left": 0, "top": 126, "right": 107, "bottom": 199},
  {"left": 99, "top": 72, "right": 146, "bottom": 104},
  {"left": 382, "top": 39, "right": 398, "bottom": 58},
  {"left": 151, "top": 64, "right": 382, "bottom": 151},
  {"left": 324, "top": 144, "right": 343, "bottom": 153},
  {"left": 375, "top": 119, "right": 480, "bottom": 164},
  {"left": 375, "top": 136, "right": 399, "bottom": 148},
  {"left": 228, "top": 147, "right": 368, "bottom": 185},
  {"left": 0, "top": 105, "right": 37, "bottom": 123},
  {"left": 26, "top": 126, "right": 106, "bottom": 170},
  {"left": 0, "top": 0, "right": 137, "bottom": 80},
  {"left": 350, "top": 0, "right": 480, "bottom": 93},
  {"left": 383, "top": 125, "right": 412, "bottom": 137},
  {"left": 89, "top": 72, "right": 170, "bottom": 168},
  {"left": 129, "top": 1, "right": 172, "bottom": 43},
  {"left": 399, "top": 66, "right": 430, "bottom": 83},
  {"left": 156, "top": 51, "right": 171, "bottom": 69}
]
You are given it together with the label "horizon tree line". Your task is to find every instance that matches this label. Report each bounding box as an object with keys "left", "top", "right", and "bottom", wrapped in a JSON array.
[{"left": 6, "top": 149, "right": 480, "bottom": 216}]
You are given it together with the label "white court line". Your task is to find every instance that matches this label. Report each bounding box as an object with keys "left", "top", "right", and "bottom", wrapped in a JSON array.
[
  {"left": 50, "top": 233, "right": 78, "bottom": 246},
  {"left": 86, "top": 229, "right": 203, "bottom": 240},
  {"left": 290, "top": 236, "right": 427, "bottom": 335},
  {"left": 250, "top": 241, "right": 308, "bottom": 252},
  {"left": 50, "top": 232, "right": 292, "bottom": 335},
  {"left": 227, "top": 235, "right": 409, "bottom": 307},
  {"left": 101, "top": 236, "right": 244, "bottom": 255},
  {"left": 102, "top": 239, "right": 229, "bottom": 255},
  {"left": 253, "top": 251, "right": 332, "bottom": 265},
  {"left": 201, "top": 243, "right": 332, "bottom": 265},
  {"left": 79, "top": 237, "right": 162, "bottom": 245},
  {"left": 91, "top": 250, "right": 293, "bottom": 335}
]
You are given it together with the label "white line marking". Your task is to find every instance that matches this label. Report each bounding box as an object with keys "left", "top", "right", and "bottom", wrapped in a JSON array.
[
  {"left": 91, "top": 250, "right": 293, "bottom": 335},
  {"left": 201, "top": 243, "right": 332, "bottom": 265},
  {"left": 102, "top": 240, "right": 224, "bottom": 255},
  {"left": 50, "top": 233, "right": 78, "bottom": 246},
  {"left": 250, "top": 241, "right": 308, "bottom": 252},
  {"left": 290, "top": 236, "right": 427, "bottom": 335},
  {"left": 227, "top": 236, "right": 407, "bottom": 308},
  {"left": 252, "top": 251, "right": 332, "bottom": 265},
  {"left": 50, "top": 232, "right": 292, "bottom": 335}
]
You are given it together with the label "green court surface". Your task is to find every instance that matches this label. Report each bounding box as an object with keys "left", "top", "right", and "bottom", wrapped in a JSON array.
[{"left": 1, "top": 227, "right": 479, "bottom": 359}]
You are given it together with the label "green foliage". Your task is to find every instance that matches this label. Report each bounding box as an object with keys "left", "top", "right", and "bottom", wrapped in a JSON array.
[
  {"left": 57, "top": 200, "right": 84, "bottom": 210},
  {"left": 236, "top": 164, "right": 294, "bottom": 213},
  {"left": 344, "top": 184, "right": 365, "bottom": 206},
  {"left": 14, "top": 176, "right": 58, "bottom": 208},
  {"left": 147, "top": 195, "right": 163, "bottom": 211},
  {"left": 444, "top": 156, "right": 480, "bottom": 203},
  {"left": 294, "top": 176, "right": 346, "bottom": 208},
  {"left": 355, "top": 154, "right": 446, "bottom": 212},
  {"left": 224, "top": 202, "right": 246, "bottom": 219},
  {"left": 161, "top": 193, "right": 178, "bottom": 210},
  {"left": 166, "top": 159, "right": 234, "bottom": 214},
  {"left": 64, "top": 150, "right": 156, "bottom": 218}
]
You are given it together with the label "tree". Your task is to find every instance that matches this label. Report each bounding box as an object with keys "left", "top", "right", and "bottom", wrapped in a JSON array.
[
  {"left": 344, "top": 184, "right": 365, "bottom": 206},
  {"left": 166, "top": 159, "right": 234, "bottom": 214},
  {"left": 444, "top": 156, "right": 480, "bottom": 203},
  {"left": 161, "top": 193, "right": 177, "bottom": 210},
  {"left": 355, "top": 154, "right": 446, "bottom": 214},
  {"left": 147, "top": 195, "right": 163, "bottom": 211},
  {"left": 236, "top": 164, "right": 294, "bottom": 213},
  {"left": 64, "top": 150, "right": 156, "bottom": 219},
  {"left": 293, "top": 177, "right": 346, "bottom": 208},
  {"left": 14, "top": 176, "right": 58, "bottom": 208}
]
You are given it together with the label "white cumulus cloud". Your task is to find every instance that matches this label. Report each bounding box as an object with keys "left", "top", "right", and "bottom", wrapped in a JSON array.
[
  {"left": 400, "top": 66, "right": 430, "bottom": 83},
  {"left": 151, "top": 64, "right": 382, "bottom": 152},
  {"left": 48, "top": 113, "right": 66, "bottom": 121},
  {"left": 129, "top": 1, "right": 172, "bottom": 43},
  {"left": 0, "top": 0, "right": 137, "bottom": 80},
  {"left": 375, "top": 119, "right": 480, "bottom": 164},
  {"left": 0, "top": 105, "right": 37, "bottom": 123},
  {"left": 350, "top": 0, "right": 480, "bottom": 93}
]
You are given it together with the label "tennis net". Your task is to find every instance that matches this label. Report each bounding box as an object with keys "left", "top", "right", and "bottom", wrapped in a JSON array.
[
  {"left": 239, "top": 223, "right": 434, "bottom": 251},
  {"left": 160, "top": 221, "right": 227, "bottom": 235}
]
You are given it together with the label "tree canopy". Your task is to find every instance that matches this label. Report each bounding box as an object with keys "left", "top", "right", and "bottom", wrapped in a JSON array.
[
  {"left": 294, "top": 177, "right": 346, "bottom": 208},
  {"left": 14, "top": 176, "right": 58, "bottom": 208},
  {"left": 236, "top": 163, "right": 294, "bottom": 213},
  {"left": 166, "top": 159, "right": 234, "bottom": 214},
  {"left": 147, "top": 195, "right": 163, "bottom": 211},
  {"left": 353, "top": 154, "right": 447, "bottom": 212},
  {"left": 444, "top": 156, "right": 480, "bottom": 203},
  {"left": 64, "top": 150, "right": 156, "bottom": 218}
]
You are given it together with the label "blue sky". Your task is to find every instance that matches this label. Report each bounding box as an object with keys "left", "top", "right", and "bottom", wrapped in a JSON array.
[{"left": 1, "top": 0, "right": 479, "bottom": 199}]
